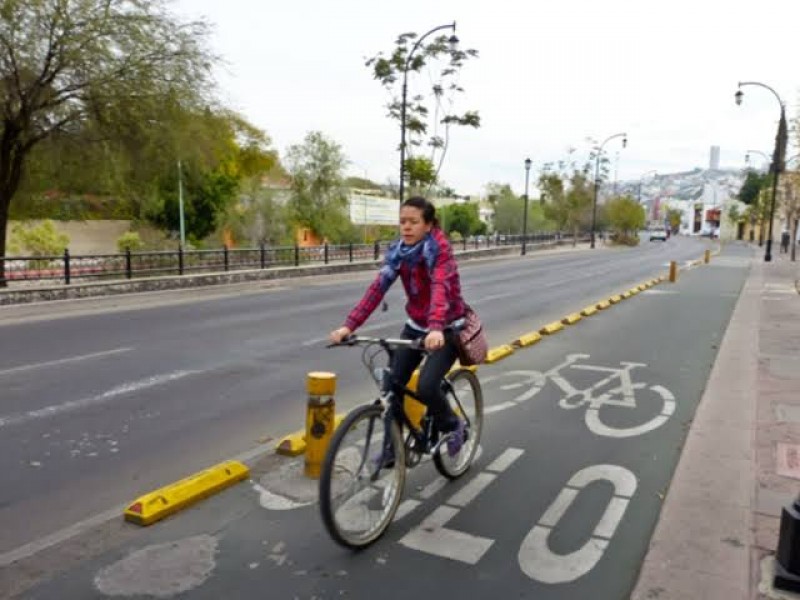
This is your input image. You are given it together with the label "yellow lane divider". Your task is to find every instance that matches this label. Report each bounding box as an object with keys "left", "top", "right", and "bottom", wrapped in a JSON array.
[
  {"left": 609, "top": 294, "right": 622, "bottom": 304},
  {"left": 125, "top": 461, "right": 249, "bottom": 526},
  {"left": 512, "top": 331, "right": 542, "bottom": 348},
  {"left": 596, "top": 299, "right": 611, "bottom": 310},
  {"left": 485, "top": 344, "right": 515, "bottom": 364},
  {"left": 540, "top": 321, "right": 565, "bottom": 335},
  {"left": 561, "top": 313, "right": 583, "bottom": 325},
  {"left": 581, "top": 305, "right": 598, "bottom": 317}
]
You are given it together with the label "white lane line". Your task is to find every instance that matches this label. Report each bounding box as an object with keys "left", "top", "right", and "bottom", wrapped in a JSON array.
[
  {"left": 447, "top": 472, "right": 496, "bottom": 508},
  {"left": 485, "top": 448, "right": 524, "bottom": 473},
  {"left": 0, "top": 370, "right": 201, "bottom": 428},
  {"left": 399, "top": 506, "right": 494, "bottom": 565},
  {"left": 418, "top": 477, "right": 448, "bottom": 500},
  {"left": 395, "top": 499, "right": 422, "bottom": 520},
  {"left": 0, "top": 347, "right": 132, "bottom": 377},
  {"left": 0, "top": 504, "right": 125, "bottom": 567}
]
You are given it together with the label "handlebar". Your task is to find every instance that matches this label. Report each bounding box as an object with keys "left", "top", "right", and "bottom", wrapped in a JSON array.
[{"left": 327, "top": 335, "right": 424, "bottom": 350}]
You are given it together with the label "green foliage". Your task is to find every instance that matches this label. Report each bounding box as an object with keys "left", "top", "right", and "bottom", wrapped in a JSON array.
[
  {"left": 219, "top": 178, "right": 292, "bottom": 246},
  {"left": 738, "top": 170, "right": 770, "bottom": 205},
  {"left": 0, "top": 0, "right": 218, "bottom": 283},
  {"left": 10, "top": 221, "right": 70, "bottom": 257},
  {"left": 666, "top": 208, "right": 682, "bottom": 230},
  {"left": 117, "top": 231, "right": 144, "bottom": 252},
  {"left": 286, "top": 132, "right": 358, "bottom": 243},
  {"left": 439, "top": 203, "right": 482, "bottom": 237},
  {"left": 366, "top": 29, "right": 480, "bottom": 182},
  {"left": 605, "top": 195, "right": 645, "bottom": 243},
  {"left": 405, "top": 156, "right": 437, "bottom": 191},
  {"left": 544, "top": 172, "right": 593, "bottom": 239}
]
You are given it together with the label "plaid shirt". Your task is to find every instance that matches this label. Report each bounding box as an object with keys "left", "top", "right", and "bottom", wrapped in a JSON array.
[{"left": 344, "top": 227, "right": 466, "bottom": 332}]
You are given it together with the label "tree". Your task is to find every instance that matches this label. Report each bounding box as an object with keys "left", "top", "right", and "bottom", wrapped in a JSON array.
[
  {"left": 0, "top": 0, "right": 216, "bottom": 284},
  {"left": 605, "top": 195, "right": 645, "bottom": 245},
  {"left": 738, "top": 170, "right": 770, "bottom": 205},
  {"left": 404, "top": 156, "right": 437, "bottom": 194},
  {"left": 366, "top": 30, "right": 480, "bottom": 187},
  {"left": 666, "top": 208, "right": 682, "bottom": 232},
  {"left": 440, "top": 202, "right": 481, "bottom": 237},
  {"left": 544, "top": 171, "right": 593, "bottom": 245},
  {"left": 486, "top": 183, "right": 522, "bottom": 234},
  {"left": 285, "top": 131, "right": 357, "bottom": 243}
]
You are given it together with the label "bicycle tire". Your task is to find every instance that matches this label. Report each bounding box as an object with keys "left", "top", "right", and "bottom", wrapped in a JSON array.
[
  {"left": 434, "top": 368, "right": 483, "bottom": 480},
  {"left": 319, "top": 403, "right": 406, "bottom": 549}
]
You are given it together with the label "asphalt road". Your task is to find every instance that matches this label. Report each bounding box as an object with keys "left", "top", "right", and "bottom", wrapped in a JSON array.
[{"left": 0, "top": 236, "right": 718, "bottom": 566}]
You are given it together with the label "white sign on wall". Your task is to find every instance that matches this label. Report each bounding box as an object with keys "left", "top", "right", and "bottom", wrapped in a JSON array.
[{"left": 349, "top": 195, "right": 400, "bottom": 226}]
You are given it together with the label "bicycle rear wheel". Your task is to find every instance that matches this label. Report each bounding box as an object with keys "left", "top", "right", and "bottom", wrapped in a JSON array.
[
  {"left": 319, "top": 403, "right": 406, "bottom": 549},
  {"left": 434, "top": 368, "right": 483, "bottom": 479}
]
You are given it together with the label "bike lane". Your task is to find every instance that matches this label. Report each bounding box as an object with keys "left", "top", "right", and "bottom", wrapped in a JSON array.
[{"left": 14, "top": 245, "right": 752, "bottom": 600}]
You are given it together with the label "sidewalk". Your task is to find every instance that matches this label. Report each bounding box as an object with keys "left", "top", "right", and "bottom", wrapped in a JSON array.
[{"left": 632, "top": 248, "right": 800, "bottom": 599}]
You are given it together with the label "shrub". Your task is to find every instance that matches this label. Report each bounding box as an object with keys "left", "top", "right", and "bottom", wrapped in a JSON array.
[
  {"left": 116, "top": 231, "right": 144, "bottom": 252},
  {"left": 11, "top": 220, "right": 70, "bottom": 257}
]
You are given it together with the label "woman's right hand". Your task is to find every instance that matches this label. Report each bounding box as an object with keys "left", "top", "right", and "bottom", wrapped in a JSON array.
[{"left": 329, "top": 326, "right": 352, "bottom": 344}]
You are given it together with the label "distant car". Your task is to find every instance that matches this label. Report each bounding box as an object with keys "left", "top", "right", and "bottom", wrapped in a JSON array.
[{"left": 649, "top": 227, "right": 668, "bottom": 242}]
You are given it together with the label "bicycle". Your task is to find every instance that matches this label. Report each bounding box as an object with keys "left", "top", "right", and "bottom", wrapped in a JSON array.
[{"left": 319, "top": 335, "right": 483, "bottom": 549}]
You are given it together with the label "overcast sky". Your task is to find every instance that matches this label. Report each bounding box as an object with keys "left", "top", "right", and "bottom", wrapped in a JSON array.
[{"left": 173, "top": 0, "right": 800, "bottom": 196}]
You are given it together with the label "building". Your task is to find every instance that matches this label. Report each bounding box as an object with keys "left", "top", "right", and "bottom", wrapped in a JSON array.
[{"left": 709, "top": 146, "right": 721, "bottom": 171}]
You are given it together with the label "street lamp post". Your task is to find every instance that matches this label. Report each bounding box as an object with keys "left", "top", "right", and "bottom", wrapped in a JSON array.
[
  {"left": 522, "top": 158, "right": 531, "bottom": 255},
  {"left": 736, "top": 81, "right": 788, "bottom": 262},
  {"left": 177, "top": 160, "right": 186, "bottom": 247},
  {"left": 591, "top": 133, "right": 627, "bottom": 249},
  {"left": 399, "top": 22, "right": 458, "bottom": 203}
]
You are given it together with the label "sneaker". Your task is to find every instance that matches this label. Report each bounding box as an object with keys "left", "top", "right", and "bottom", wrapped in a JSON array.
[{"left": 446, "top": 418, "right": 466, "bottom": 457}]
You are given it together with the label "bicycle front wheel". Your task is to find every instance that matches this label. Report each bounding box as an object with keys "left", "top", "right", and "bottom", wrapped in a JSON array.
[
  {"left": 434, "top": 368, "right": 483, "bottom": 479},
  {"left": 319, "top": 404, "right": 406, "bottom": 549}
]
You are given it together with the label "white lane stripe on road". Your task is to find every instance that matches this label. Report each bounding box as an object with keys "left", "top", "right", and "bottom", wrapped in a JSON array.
[
  {"left": 0, "top": 370, "right": 201, "bottom": 428},
  {"left": 0, "top": 347, "right": 132, "bottom": 377},
  {"left": 0, "top": 504, "right": 126, "bottom": 567}
]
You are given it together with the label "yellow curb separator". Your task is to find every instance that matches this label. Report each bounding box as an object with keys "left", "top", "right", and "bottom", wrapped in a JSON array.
[
  {"left": 540, "top": 321, "right": 565, "bottom": 335},
  {"left": 627, "top": 288, "right": 640, "bottom": 296},
  {"left": 561, "top": 313, "right": 582, "bottom": 325},
  {"left": 124, "top": 461, "right": 249, "bottom": 526},
  {"left": 620, "top": 291, "right": 632, "bottom": 299},
  {"left": 276, "top": 414, "right": 345, "bottom": 456},
  {"left": 608, "top": 295, "right": 622, "bottom": 304},
  {"left": 485, "top": 344, "right": 515, "bottom": 364},
  {"left": 596, "top": 300, "right": 611, "bottom": 310},
  {"left": 637, "top": 284, "right": 648, "bottom": 291},
  {"left": 581, "top": 305, "right": 598, "bottom": 317},
  {"left": 512, "top": 331, "right": 542, "bottom": 348}
]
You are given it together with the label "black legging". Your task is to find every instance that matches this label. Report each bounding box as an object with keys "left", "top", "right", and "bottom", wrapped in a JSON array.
[{"left": 389, "top": 323, "right": 460, "bottom": 432}]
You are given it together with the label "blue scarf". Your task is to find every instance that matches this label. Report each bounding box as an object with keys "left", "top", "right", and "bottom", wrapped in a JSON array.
[{"left": 378, "top": 232, "right": 440, "bottom": 294}]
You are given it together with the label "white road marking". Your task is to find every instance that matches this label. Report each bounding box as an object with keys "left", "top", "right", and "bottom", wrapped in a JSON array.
[
  {"left": 395, "top": 499, "right": 421, "bottom": 520},
  {"left": 399, "top": 506, "right": 494, "bottom": 565},
  {"left": 447, "top": 472, "right": 496, "bottom": 508},
  {"left": 0, "top": 347, "right": 132, "bottom": 377},
  {"left": 518, "top": 464, "right": 637, "bottom": 584},
  {"left": 0, "top": 370, "right": 200, "bottom": 428},
  {"left": 400, "top": 448, "right": 523, "bottom": 564},
  {"left": 486, "top": 448, "right": 524, "bottom": 473},
  {"left": 418, "top": 477, "right": 447, "bottom": 500},
  {"left": 0, "top": 505, "right": 125, "bottom": 567}
]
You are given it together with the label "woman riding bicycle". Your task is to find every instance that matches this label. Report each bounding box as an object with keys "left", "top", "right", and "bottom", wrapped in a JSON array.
[{"left": 330, "top": 196, "right": 468, "bottom": 456}]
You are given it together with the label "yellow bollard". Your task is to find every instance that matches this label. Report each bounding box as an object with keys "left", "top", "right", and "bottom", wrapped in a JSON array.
[
  {"left": 704, "top": 249, "right": 710, "bottom": 264},
  {"left": 669, "top": 260, "right": 678, "bottom": 283},
  {"left": 304, "top": 372, "right": 337, "bottom": 478}
]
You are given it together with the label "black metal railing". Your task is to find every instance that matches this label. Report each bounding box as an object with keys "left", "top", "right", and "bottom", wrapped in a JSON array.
[{"left": 0, "top": 232, "right": 582, "bottom": 286}]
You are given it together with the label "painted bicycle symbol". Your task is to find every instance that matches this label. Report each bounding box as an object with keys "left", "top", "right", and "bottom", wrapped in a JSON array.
[{"left": 482, "top": 353, "right": 676, "bottom": 438}]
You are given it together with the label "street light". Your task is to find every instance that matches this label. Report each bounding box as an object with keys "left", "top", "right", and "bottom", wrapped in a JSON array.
[
  {"left": 399, "top": 22, "right": 458, "bottom": 203},
  {"left": 736, "top": 81, "right": 788, "bottom": 262},
  {"left": 745, "top": 149, "right": 772, "bottom": 169},
  {"left": 177, "top": 160, "right": 186, "bottom": 247},
  {"left": 591, "top": 132, "right": 627, "bottom": 249},
  {"left": 522, "top": 157, "right": 531, "bottom": 255}
]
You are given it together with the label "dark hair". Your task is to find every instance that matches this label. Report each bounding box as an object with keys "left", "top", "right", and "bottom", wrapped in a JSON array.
[{"left": 402, "top": 196, "right": 439, "bottom": 228}]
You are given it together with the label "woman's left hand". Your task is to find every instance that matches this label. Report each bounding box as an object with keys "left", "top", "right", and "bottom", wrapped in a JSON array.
[{"left": 424, "top": 330, "right": 445, "bottom": 351}]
